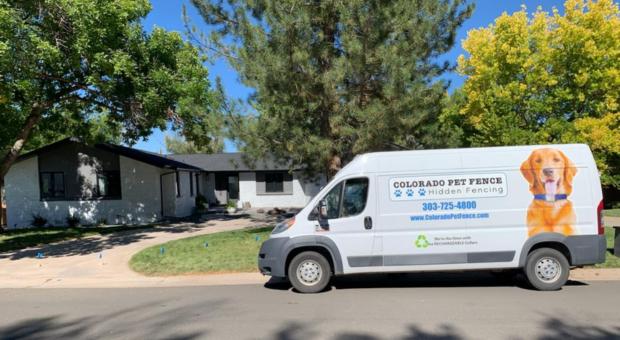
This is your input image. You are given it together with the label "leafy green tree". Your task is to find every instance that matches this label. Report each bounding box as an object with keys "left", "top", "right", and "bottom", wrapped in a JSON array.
[
  {"left": 165, "top": 133, "right": 224, "bottom": 154},
  {"left": 188, "top": 0, "right": 473, "bottom": 177},
  {"left": 0, "top": 0, "right": 221, "bottom": 225},
  {"left": 446, "top": 0, "right": 620, "bottom": 188}
]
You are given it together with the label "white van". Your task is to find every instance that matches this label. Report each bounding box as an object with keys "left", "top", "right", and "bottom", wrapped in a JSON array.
[{"left": 258, "top": 144, "right": 606, "bottom": 293}]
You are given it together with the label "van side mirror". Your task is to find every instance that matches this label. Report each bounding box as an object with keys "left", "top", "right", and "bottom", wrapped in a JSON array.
[{"left": 317, "top": 200, "right": 329, "bottom": 229}]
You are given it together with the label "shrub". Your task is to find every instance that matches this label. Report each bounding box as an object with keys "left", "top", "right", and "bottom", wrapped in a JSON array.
[
  {"left": 226, "top": 199, "right": 237, "bottom": 209},
  {"left": 195, "top": 194, "right": 208, "bottom": 209},
  {"left": 31, "top": 214, "right": 48, "bottom": 228},
  {"left": 66, "top": 214, "right": 81, "bottom": 227}
]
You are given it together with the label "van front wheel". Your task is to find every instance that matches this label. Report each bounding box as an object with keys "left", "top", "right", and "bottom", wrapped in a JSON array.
[
  {"left": 288, "top": 251, "right": 331, "bottom": 293},
  {"left": 524, "top": 248, "right": 569, "bottom": 291}
]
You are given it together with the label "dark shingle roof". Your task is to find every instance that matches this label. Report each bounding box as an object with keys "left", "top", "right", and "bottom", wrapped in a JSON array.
[
  {"left": 96, "top": 143, "right": 202, "bottom": 171},
  {"left": 166, "top": 152, "right": 292, "bottom": 172},
  {"left": 16, "top": 138, "right": 201, "bottom": 171}
]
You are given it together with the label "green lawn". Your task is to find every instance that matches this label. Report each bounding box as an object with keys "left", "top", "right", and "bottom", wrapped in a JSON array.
[
  {"left": 130, "top": 225, "right": 619, "bottom": 276},
  {"left": 604, "top": 209, "right": 620, "bottom": 218},
  {"left": 0, "top": 225, "right": 153, "bottom": 253},
  {"left": 129, "top": 226, "right": 273, "bottom": 275},
  {"left": 596, "top": 227, "right": 619, "bottom": 268}
]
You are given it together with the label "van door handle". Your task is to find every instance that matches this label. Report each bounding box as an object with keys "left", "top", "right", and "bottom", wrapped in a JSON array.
[{"left": 364, "top": 216, "right": 373, "bottom": 230}]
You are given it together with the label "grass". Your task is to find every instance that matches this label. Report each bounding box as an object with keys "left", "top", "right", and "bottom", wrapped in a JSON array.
[
  {"left": 0, "top": 225, "right": 153, "bottom": 253},
  {"left": 596, "top": 227, "right": 620, "bottom": 268},
  {"left": 603, "top": 209, "right": 620, "bottom": 218},
  {"left": 129, "top": 226, "right": 273, "bottom": 275}
]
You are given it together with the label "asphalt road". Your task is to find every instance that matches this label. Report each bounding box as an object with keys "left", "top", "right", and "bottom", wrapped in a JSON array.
[{"left": 0, "top": 272, "right": 619, "bottom": 340}]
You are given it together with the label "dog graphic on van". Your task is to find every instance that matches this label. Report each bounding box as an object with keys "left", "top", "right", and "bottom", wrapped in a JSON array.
[{"left": 520, "top": 148, "right": 577, "bottom": 237}]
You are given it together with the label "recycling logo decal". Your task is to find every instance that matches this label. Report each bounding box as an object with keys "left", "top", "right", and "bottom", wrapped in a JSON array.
[{"left": 415, "top": 235, "right": 430, "bottom": 249}]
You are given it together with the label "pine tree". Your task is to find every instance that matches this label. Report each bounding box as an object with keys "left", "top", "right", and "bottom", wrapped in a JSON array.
[{"left": 189, "top": 0, "right": 473, "bottom": 177}]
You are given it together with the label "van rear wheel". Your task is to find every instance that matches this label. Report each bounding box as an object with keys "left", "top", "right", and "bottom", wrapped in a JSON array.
[
  {"left": 288, "top": 251, "right": 331, "bottom": 293},
  {"left": 524, "top": 248, "right": 569, "bottom": 291}
]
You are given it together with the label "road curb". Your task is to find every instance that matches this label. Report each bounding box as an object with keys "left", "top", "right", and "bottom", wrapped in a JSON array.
[
  {"left": 569, "top": 268, "right": 620, "bottom": 281},
  {"left": 1, "top": 268, "right": 619, "bottom": 289}
]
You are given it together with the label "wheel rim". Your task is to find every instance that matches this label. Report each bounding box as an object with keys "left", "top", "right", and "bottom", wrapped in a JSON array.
[
  {"left": 296, "top": 260, "right": 322, "bottom": 286},
  {"left": 535, "top": 257, "right": 562, "bottom": 283}
]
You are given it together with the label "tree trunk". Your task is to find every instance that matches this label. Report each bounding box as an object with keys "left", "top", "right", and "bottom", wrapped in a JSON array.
[
  {"left": 0, "top": 104, "right": 44, "bottom": 180},
  {"left": 0, "top": 105, "right": 44, "bottom": 228},
  {"left": 326, "top": 154, "right": 341, "bottom": 180},
  {"left": 0, "top": 176, "right": 4, "bottom": 228},
  {"left": 319, "top": 7, "right": 340, "bottom": 181}
]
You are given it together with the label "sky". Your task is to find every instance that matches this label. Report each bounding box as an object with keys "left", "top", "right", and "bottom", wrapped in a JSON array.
[{"left": 133, "top": 0, "right": 567, "bottom": 154}]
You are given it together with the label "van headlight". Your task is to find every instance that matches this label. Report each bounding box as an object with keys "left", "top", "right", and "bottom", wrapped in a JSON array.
[{"left": 272, "top": 217, "right": 295, "bottom": 234}]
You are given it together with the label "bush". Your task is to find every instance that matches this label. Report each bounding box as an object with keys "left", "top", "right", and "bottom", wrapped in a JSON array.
[
  {"left": 66, "top": 214, "right": 81, "bottom": 227},
  {"left": 226, "top": 199, "right": 237, "bottom": 209},
  {"left": 31, "top": 214, "right": 47, "bottom": 228},
  {"left": 195, "top": 194, "right": 208, "bottom": 209}
]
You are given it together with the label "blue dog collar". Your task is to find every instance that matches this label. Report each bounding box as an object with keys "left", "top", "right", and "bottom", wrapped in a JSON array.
[{"left": 534, "top": 194, "right": 568, "bottom": 201}]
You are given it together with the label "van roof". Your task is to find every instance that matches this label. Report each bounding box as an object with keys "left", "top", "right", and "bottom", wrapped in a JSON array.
[
  {"left": 335, "top": 144, "right": 592, "bottom": 178},
  {"left": 361, "top": 144, "right": 589, "bottom": 158}
]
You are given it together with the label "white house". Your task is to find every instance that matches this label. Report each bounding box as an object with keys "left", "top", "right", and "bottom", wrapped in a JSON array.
[
  {"left": 167, "top": 153, "right": 324, "bottom": 208},
  {"left": 4, "top": 138, "right": 323, "bottom": 228}
]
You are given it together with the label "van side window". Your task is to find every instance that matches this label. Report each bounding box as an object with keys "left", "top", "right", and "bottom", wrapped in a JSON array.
[{"left": 341, "top": 178, "right": 369, "bottom": 217}]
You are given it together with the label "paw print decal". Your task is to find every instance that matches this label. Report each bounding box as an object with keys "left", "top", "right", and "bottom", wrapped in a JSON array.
[
  {"left": 418, "top": 188, "right": 426, "bottom": 196},
  {"left": 394, "top": 189, "right": 402, "bottom": 198},
  {"left": 406, "top": 188, "right": 414, "bottom": 197}
]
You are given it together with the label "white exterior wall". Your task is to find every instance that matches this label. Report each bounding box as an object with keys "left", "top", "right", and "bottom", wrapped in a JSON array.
[
  {"left": 5, "top": 156, "right": 163, "bottom": 228},
  {"left": 238, "top": 171, "right": 323, "bottom": 208},
  {"left": 174, "top": 171, "right": 196, "bottom": 217},
  {"left": 161, "top": 172, "right": 176, "bottom": 217}
]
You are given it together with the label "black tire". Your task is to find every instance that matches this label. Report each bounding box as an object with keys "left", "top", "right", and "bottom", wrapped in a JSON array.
[
  {"left": 287, "top": 251, "right": 331, "bottom": 293},
  {"left": 524, "top": 248, "right": 570, "bottom": 291}
]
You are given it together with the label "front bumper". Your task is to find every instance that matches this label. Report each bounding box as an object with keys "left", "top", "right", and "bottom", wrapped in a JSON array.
[{"left": 258, "top": 237, "right": 289, "bottom": 277}]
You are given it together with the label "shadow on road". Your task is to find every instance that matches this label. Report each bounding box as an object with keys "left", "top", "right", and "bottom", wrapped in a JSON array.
[
  {"left": 0, "top": 290, "right": 617, "bottom": 340},
  {"left": 264, "top": 271, "right": 589, "bottom": 292},
  {"left": 0, "top": 301, "right": 213, "bottom": 340},
  {"left": 271, "top": 319, "right": 620, "bottom": 340}
]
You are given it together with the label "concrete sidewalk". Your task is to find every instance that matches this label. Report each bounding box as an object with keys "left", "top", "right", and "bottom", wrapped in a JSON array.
[
  {"left": 604, "top": 215, "right": 620, "bottom": 227},
  {"left": 0, "top": 215, "right": 271, "bottom": 288}
]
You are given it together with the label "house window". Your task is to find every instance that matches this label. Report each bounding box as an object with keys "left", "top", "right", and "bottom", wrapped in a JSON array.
[
  {"left": 256, "top": 171, "right": 293, "bottom": 195},
  {"left": 195, "top": 173, "right": 200, "bottom": 194},
  {"left": 96, "top": 171, "right": 121, "bottom": 198},
  {"left": 40, "top": 172, "right": 65, "bottom": 199},
  {"left": 176, "top": 171, "right": 181, "bottom": 197},
  {"left": 265, "top": 172, "right": 284, "bottom": 193},
  {"left": 190, "top": 172, "right": 194, "bottom": 196}
]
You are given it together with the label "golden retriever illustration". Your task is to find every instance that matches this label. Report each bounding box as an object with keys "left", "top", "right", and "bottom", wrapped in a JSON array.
[{"left": 520, "top": 148, "right": 577, "bottom": 237}]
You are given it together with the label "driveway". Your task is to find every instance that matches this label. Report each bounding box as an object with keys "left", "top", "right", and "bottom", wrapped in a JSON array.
[{"left": 0, "top": 214, "right": 272, "bottom": 288}]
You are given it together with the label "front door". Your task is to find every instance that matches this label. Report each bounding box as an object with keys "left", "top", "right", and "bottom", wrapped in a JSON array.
[
  {"left": 227, "top": 174, "right": 239, "bottom": 200},
  {"left": 312, "top": 176, "right": 376, "bottom": 273},
  {"left": 215, "top": 173, "right": 239, "bottom": 204}
]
